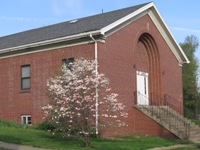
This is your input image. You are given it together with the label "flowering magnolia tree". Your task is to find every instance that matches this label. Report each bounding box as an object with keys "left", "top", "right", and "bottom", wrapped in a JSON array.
[{"left": 42, "top": 58, "right": 128, "bottom": 146}]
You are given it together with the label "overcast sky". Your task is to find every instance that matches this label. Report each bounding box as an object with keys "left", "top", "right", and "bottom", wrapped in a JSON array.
[{"left": 0, "top": 0, "right": 200, "bottom": 57}]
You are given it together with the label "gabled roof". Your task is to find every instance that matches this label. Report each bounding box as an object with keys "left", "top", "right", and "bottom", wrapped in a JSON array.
[
  {"left": 0, "top": 3, "right": 148, "bottom": 51},
  {"left": 0, "top": 2, "right": 189, "bottom": 64}
]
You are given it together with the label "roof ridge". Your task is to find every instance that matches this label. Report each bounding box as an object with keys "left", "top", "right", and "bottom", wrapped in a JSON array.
[
  {"left": 0, "top": 2, "right": 150, "bottom": 39},
  {"left": 0, "top": 2, "right": 150, "bottom": 51}
]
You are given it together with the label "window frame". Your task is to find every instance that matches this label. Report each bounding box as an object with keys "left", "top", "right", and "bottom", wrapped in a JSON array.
[
  {"left": 62, "top": 58, "right": 74, "bottom": 70},
  {"left": 21, "top": 115, "right": 31, "bottom": 125},
  {"left": 21, "top": 65, "right": 31, "bottom": 90}
]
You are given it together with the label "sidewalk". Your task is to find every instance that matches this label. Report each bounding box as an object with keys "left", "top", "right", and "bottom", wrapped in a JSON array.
[
  {"left": 148, "top": 144, "right": 196, "bottom": 150},
  {"left": 0, "top": 142, "right": 197, "bottom": 150},
  {"left": 0, "top": 141, "right": 50, "bottom": 150}
]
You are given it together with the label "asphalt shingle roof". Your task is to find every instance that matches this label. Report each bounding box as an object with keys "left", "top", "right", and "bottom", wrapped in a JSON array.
[{"left": 0, "top": 3, "right": 148, "bottom": 51}]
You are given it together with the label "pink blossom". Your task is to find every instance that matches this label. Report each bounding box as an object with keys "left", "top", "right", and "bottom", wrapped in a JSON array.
[{"left": 42, "top": 58, "right": 128, "bottom": 143}]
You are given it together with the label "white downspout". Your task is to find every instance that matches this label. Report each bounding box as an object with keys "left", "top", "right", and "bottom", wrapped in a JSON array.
[{"left": 89, "top": 34, "right": 99, "bottom": 134}]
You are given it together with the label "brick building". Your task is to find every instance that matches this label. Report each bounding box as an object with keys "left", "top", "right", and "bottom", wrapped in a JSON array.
[{"left": 0, "top": 2, "right": 190, "bottom": 138}]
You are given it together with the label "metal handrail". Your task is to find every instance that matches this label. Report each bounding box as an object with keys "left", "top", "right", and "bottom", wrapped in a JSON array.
[
  {"left": 134, "top": 91, "right": 190, "bottom": 140},
  {"left": 164, "top": 94, "right": 183, "bottom": 115},
  {"left": 134, "top": 91, "right": 183, "bottom": 114}
]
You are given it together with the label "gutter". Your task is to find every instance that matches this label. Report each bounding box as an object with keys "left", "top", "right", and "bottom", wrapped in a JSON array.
[
  {"left": 89, "top": 34, "right": 99, "bottom": 135},
  {"left": 0, "top": 30, "right": 102, "bottom": 54}
]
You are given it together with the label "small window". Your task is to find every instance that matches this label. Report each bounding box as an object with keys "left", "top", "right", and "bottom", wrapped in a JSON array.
[
  {"left": 21, "top": 65, "right": 30, "bottom": 90},
  {"left": 62, "top": 58, "right": 74, "bottom": 70},
  {"left": 21, "top": 115, "right": 31, "bottom": 125}
]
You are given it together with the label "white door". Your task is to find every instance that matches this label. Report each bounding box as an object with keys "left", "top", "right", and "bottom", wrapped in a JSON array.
[{"left": 136, "top": 71, "right": 149, "bottom": 105}]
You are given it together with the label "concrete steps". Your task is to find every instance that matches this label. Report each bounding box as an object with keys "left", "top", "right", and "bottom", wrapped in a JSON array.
[{"left": 134, "top": 105, "right": 200, "bottom": 143}]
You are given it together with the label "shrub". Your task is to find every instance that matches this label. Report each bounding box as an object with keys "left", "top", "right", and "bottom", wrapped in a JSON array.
[
  {"left": 42, "top": 58, "right": 128, "bottom": 147},
  {"left": 0, "top": 120, "right": 26, "bottom": 128},
  {"left": 36, "top": 120, "right": 55, "bottom": 131}
]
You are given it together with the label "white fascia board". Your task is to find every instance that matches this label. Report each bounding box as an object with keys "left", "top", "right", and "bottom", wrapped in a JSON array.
[
  {"left": 100, "top": 2, "right": 189, "bottom": 64},
  {"left": 0, "top": 30, "right": 102, "bottom": 54},
  {"left": 101, "top": 2, "right": 154, "bottom": 34},
  {"left": 148, "top": 3, "right": 190, "bottom": 64},
  {"left": 0, "top": 41, "right": 93, "bottom": 59},
  {"left": 102, "top": 11, "right": 148, "bottom": 38}
]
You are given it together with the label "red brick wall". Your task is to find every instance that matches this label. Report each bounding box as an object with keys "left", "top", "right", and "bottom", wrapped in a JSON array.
[
  {"left": 0, "top": 44, "right": 95, "bottom": 124},
  {"left": 0, "top": 14, "right": 183, "bottom": 139},
  {"left": 98, "top": 14, "right": 182, "bottom": 138},
  {"left": 136, "top": 41, "right": 149, "bottom": 73},
  {"left": 100, "top": 107, "right": 176, "bottom": 139}
]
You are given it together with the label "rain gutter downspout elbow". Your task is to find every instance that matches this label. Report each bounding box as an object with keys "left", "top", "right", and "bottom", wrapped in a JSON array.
[{"left": 89, "top": 34, "right": 99, "bottom": 135}]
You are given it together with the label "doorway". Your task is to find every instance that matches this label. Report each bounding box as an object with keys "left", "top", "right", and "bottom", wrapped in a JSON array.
[{"left": 137, "top": 71, "right": 149, "bottom": 105}]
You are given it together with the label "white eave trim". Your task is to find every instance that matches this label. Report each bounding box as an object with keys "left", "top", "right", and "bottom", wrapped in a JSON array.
[
  {"left": 0, "top": 2, "right": 190, "bottom": 64},
  {"left": 147, "top": 3, "right": 190, "bottom": 64},
  {"left": 0, "top": 30, "right": 102, "bottom": 54},
  {"left": 101, "top": 2, "right": 189, "bottom": 64},
  {"left": 101, "top": 2, "right": 154, "bottom": 34}
]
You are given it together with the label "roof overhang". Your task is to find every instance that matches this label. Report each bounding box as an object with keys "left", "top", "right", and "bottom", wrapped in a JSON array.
[
  {"left": 100, "top": 2, "right": 189, "bottom": 64},
  {"left": 0, "top": 2, "right": 189, "bottom": 64},
  {"left": 147, "top": 3, "right": 190, "bottom": 64},
  {"left": 0, "top": 30, "right": 103, "bottom": 55}
]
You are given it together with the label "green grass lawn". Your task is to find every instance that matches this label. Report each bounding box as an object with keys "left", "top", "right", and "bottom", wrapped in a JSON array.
[
  {"left": 0, "top": 120, "right": 196, "bottom": 150},
  {"left": 0, "top": 148, "right": 10, "bottom": 150},
  {"left": 0, "top": 126, "right": 183, "bottom": 150}
]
